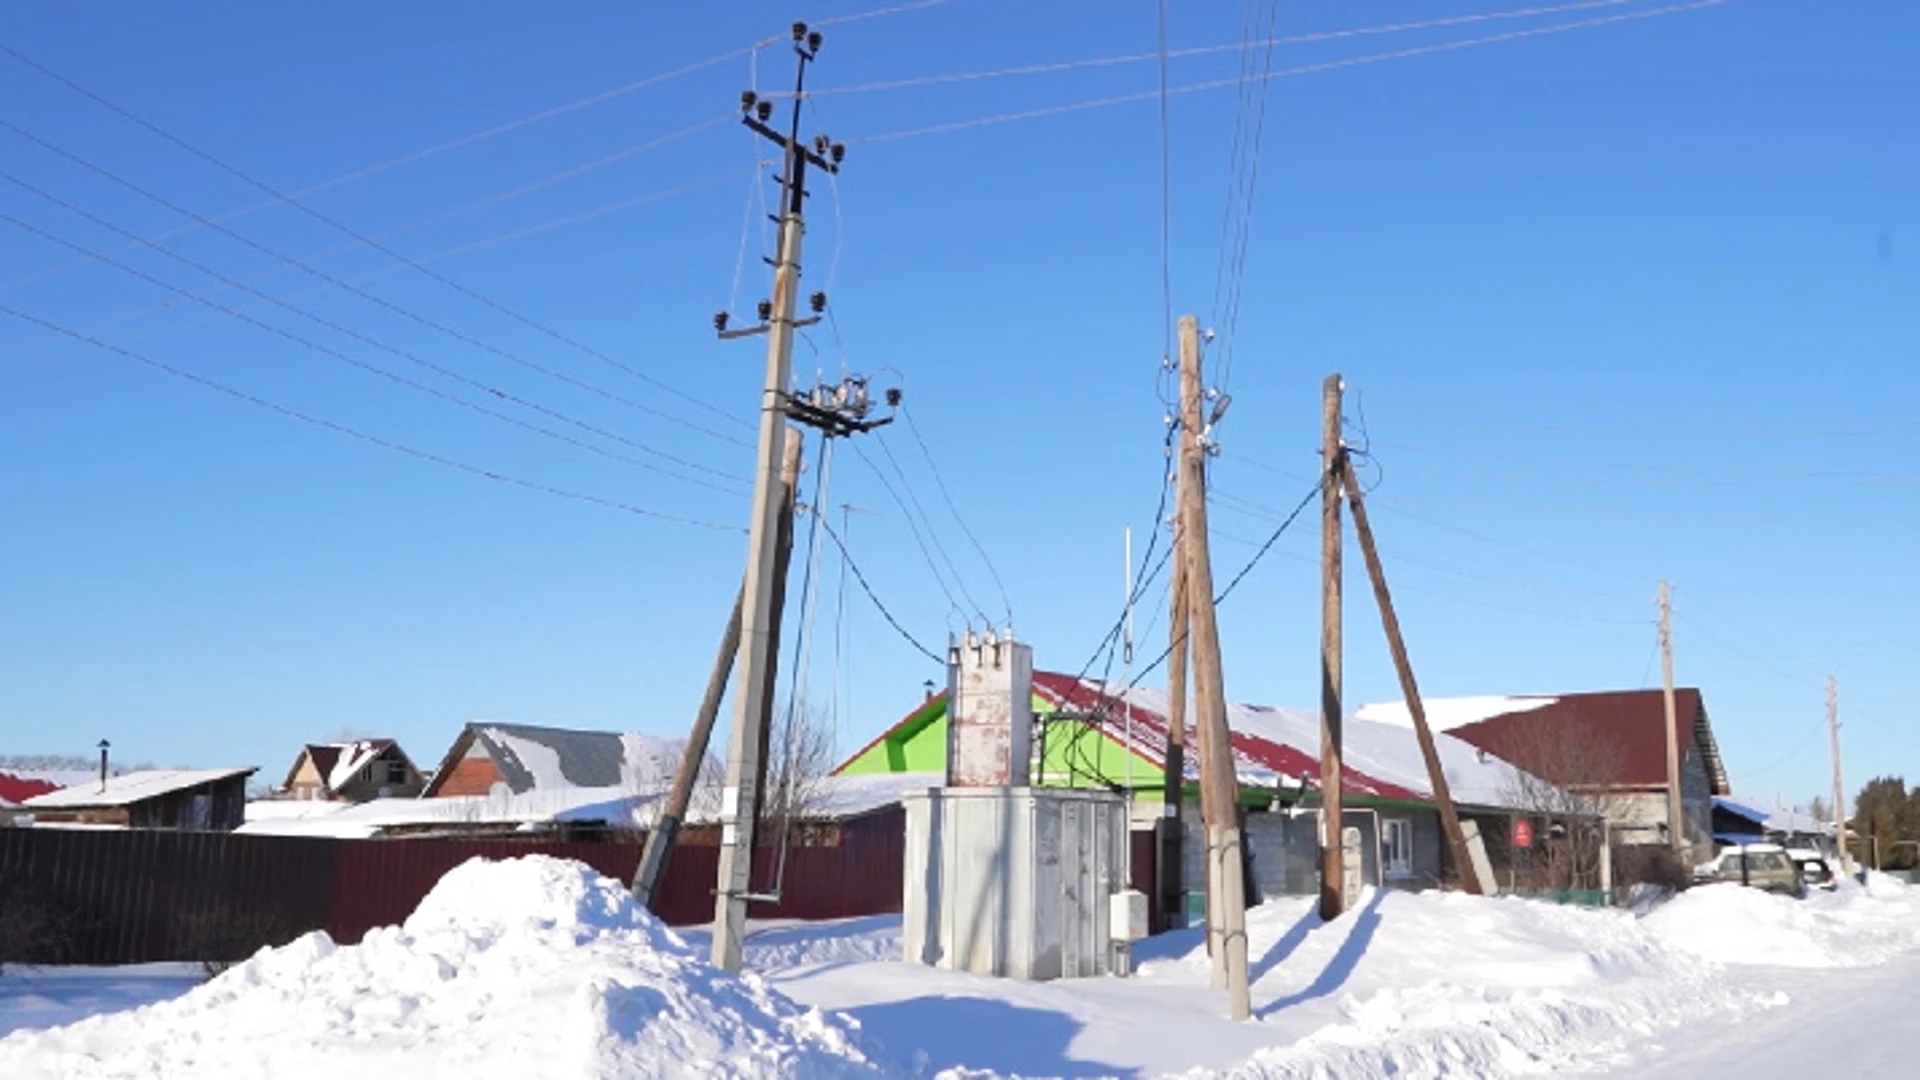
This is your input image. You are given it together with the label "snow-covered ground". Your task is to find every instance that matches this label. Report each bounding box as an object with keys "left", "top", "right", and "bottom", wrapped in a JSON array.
[{"left": 2, "top": 859, "right": 1915, "bottom": 1078}]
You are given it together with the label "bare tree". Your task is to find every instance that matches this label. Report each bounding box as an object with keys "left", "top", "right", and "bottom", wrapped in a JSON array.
[
  {"left": 762, "top": 698, "right": 838, "bottom": 834},
  {"left": 1496, "top": 724, "right": 1632, "bottom": 892}
]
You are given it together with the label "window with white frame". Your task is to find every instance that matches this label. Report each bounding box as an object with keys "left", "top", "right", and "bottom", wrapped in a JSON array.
[{"left": 1383, "top": 818, "right": 1414, "bottom": 878}]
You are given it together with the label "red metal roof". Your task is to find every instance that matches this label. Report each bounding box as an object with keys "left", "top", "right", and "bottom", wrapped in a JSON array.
[
  {"left": 1030, "top": 671, "right": 1426, "bottom": 801},
  {"left": 0, "top": 772, "right": 59, "bottom": 805},
  {"left": 1441, "top": 688, "right": 1727, "bottom": 794}
]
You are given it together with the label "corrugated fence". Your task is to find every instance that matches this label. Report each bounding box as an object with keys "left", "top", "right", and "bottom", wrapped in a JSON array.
[{"left": 0, "top": 809, "right": 909, "bottom": 966}]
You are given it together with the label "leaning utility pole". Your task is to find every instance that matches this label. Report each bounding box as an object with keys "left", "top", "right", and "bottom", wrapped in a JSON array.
[
  {"left": 1658, "top": 581, "right": 1685, "bottom": 857},
  {"left": 1176, "top": 314, "right": 1251, "bottom": 1021},
  {"left": 1318, "top": 373, "right": 1345, "bottom": 922},
  {"left": 1828, "top": 675, "right": 1852, "bottom": 878},
  {"left": 1158, "top": 463, "right": 1191, "bottom": 933},
  {"left": 710, "top": 22, "right": 843, "bottom": 972},
  {"left": 632, "top": 432, "right": 801, "bottom": 907},
  {"left": 1339, "top": 456, "right": 1487, "bottom": 896},
  {"left": 749, "top": 432, "right": 804, "bottom": 875}
]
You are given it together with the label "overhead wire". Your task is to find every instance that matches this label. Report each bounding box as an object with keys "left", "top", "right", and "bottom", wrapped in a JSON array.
[
  {"left": 1212, "top": 0, "right": 1282, "bottom": 394},
  {"left": 815, "top": 513, "right": 944, "bottom": 665},
  {"left": 0, "top": 301, "right": 740, "bottom": 531},
  {"left": 872, "top": 432, "right": 990, "bottom": 626},
  {"left": 1153, "top": 0, "right": 1175, "bottom": 370},
  {"left": 1, "top": 170, "right": 748, "bottom": 377},
  {"left": 0, "top": 41, "right": 751, "bottom": 435},
  {"left": 0, "top": 128, "right": 755, "bottom": 453},
  {"left": 766, "top": 432, "right": 836, "bottom": 894},
  {"left": 0, "top": 184, "right": 747, "bottom": 495},
  {"left": 0, "top": 0, "right": 951, "bottom": 293},
  {"left": 808, "top": 0, "right": 1660, "bottom": 99},
  {"left": 848, "top": 439, "right": 967, "bottom": 627},
  {"left": 0, "top": 124, "right": 738, "bottom": 364},
  {"left": 900, "top": 406, "right": 1013, "bottom": 626},
  {"left": 1060, "top": 470, "right": 1324, "bottom": 788},
  {"left": 850, "top": 0, "right": 1740, "bottom": 144}
]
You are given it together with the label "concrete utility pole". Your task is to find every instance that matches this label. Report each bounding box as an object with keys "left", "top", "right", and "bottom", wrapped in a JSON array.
[
  {"left": 1319, "top": 373, "right": 1345, "bottom": 922},
  {"left": 711, "top": 24, "right": 843, "bottom": 972},
  {"left": 1339, "top": 456, "right": 1487, "bottom": 896},
  {"left": 1658, "top": 581, "right": 1685, "bottom": 857},
  {"left": 1828, "top": 675, "right": 1853, "bottom": 877},
  {"left": 1176, "top": 314, "right": 1251, "bottom": 1021},
  {"left": 633, "top": 434, "right": 800, "bottom": 906}
]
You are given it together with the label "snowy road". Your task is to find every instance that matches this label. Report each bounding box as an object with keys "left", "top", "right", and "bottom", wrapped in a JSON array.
[
  {"left": 1620, "top": 956, "right": 1920, "bottom": 1078},
  {"left": 2, "top": 862, "right": 1915, "bottom": 1078}
]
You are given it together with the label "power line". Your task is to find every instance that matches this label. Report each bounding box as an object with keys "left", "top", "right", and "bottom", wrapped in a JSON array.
[
  {"left": 0, "top": 171, "right": 745, "bottom": 378},
  {"left": 814, "top": 0, "right": 1656, "bottom": 100},
  {"left": 0, "top": 0, "right": 956, "bottom": 293},
  {"left": 851, "top": 0, "right": 1739, "bottom": 143},
  {"left": 900, "top": 406, "right": 1013, "bottom": 625},
  {"left": 0, "top": 135, "right": 757, "bottom": 463},
  {"left": 1154, "top": 0, "right": 1175, "bottom": 369},
  {"left": 0, "top": 300, "right": 740, "bottom": 531},
  {"left": 0, "top": 40, "right": 750, "bottom": 436},
  {"left": 815, "top": 513, "right": 944, "bottom": 666},
  {"left": 0, "top": 127, "right": 737, "bottom": 364},
  {"left": 851, "top": 437, "right": 980, "bottom": 626},
  {"left": 1211, "top": 0, "right": 1282, "bottom": 392},
  {"left": 0, "top": 189, "right": 747, "bottom": 496},
  {"left": 1057, "top": 471, "right": 1323, "bottom": 788}
]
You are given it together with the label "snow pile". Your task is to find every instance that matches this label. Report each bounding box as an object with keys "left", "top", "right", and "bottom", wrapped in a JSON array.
[
  {"left": 1175, "top": 890, "right": 1750, "bottom": 1078},
  {"left": 0, "top": 856, "right": 882, "bottom": 1079},
  {"left": 1644, "top": 877, "right": 1920, "bottom": 969}
]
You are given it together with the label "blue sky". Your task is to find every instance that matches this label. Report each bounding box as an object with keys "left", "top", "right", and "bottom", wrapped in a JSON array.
[{"left": 0, "top": 0, "right": 1911, "bottom": 809}]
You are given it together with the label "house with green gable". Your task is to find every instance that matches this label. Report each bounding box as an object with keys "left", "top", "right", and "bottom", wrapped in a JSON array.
[{"left": 836, "top": 669, "right": 1553, "bottom": 896}]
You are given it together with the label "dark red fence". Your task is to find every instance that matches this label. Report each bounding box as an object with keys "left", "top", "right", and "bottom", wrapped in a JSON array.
[{"left": 0, "top": 809, "right": 906, "bottom": 966}]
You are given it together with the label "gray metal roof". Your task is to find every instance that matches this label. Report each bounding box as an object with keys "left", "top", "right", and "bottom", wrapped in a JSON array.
[{"left": 471, "top": 723, "right": 663, "bottom": 795}]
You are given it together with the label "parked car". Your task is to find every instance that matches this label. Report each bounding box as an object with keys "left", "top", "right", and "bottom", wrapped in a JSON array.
[
  {"left": 1695, "top": 843, "right": 1805, "bottom": 896},
  {"left": 1786, "top": 848, "right": 1837, "bottom": 891}
]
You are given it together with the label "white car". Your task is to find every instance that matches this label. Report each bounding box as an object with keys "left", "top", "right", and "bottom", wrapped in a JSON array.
[
  {"left": 1786, "top": 848, "right": 1838, "bottom": 891},
  {"left": 1693, "top": 843, "right": 1805, "bottom": 896}
]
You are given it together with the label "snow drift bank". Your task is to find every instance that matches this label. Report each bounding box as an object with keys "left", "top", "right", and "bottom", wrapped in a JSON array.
[
  {"left": 1645, "top": 873, "right": 1920, "bottom": 969},
  {"left": 0, "top": 856, "right": 881, "bottom": 1079}
]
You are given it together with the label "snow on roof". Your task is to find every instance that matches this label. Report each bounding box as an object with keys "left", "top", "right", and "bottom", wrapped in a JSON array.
[
  {"left": 237, "top": 785, "right": 655, "bottom": 839},
  {"left": 465, "top": 724, "right": 703, "bottom": 798},
  {"left": 1714, "top": 795, "right": 1833, "bottom": 838},
  {"left": 805, "top": 772, "right": 941, "bottom": 819},
  {"left": 325, "top": 741, "right": 394, "bottom": 792},
  {"left": 1031, "top": 673, "right": 1543, "bottom": 811},
  {"left": 244, "top": 799, "right": 356, "bottom": 824},
  {"left": 1354, "top": 696, "right": 1559, "bottom": 733},
  {"left": 25, "top": 768, "right": 256, "bottom": 809}
]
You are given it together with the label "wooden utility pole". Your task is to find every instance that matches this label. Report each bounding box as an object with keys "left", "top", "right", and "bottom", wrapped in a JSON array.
[
  {"left": 750, "top": 432, "right": 805, "bottom": 860},
  {"left": 633, "top": 586, "right": 740, "bottom": 905},
  {"left": 1176, "top": 314, "right": 1251, "bottom": 1021},
  {"left": 1318, "top": 374, "right": 1345, "bottom": 922},
  {"left": 636, "top": 434, "right": 803, "bottom": 908},
  {"left": 1828, "top": 675, "right": 1853, "bottom": 877},
  {"left": 1159, "top": 496, "right": 1191, "bottom": 933},
  {"left": 1658, "top": 581, "right": 1685, "bottom": 857},
  {"left": 1339, "top": 457, "right": 1487, "bottom": 896}
]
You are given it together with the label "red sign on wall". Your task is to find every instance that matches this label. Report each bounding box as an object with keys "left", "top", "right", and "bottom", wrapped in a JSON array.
[{"left": 1512, "top": 818, "right": 1534, "bottom": 849}]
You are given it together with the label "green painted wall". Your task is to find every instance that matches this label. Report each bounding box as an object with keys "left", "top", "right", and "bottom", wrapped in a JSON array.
[
  {"left": 838, "top": 692, "right": 1168, "bottom": 801},
  {"left": 838, "top": 690, "right": 1425, "bottom": 813}
]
